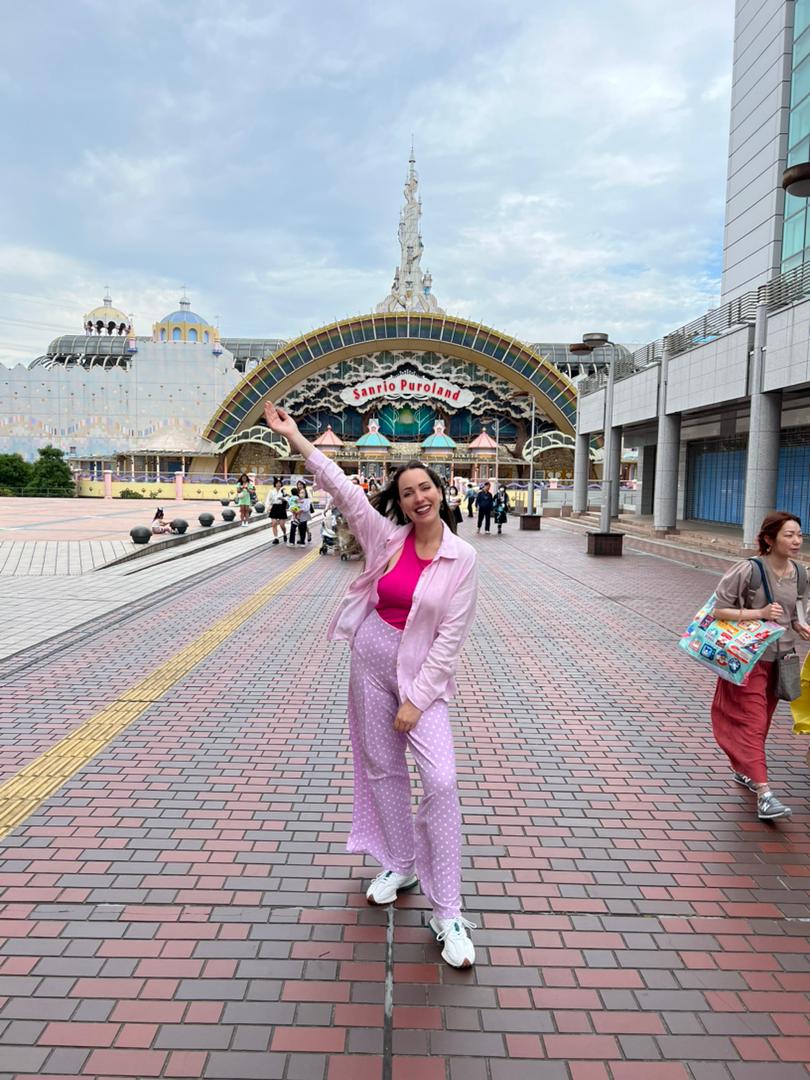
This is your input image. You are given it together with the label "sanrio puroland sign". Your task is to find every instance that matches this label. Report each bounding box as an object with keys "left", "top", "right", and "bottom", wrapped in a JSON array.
[{"left": 339, "top": 370, "right": 473, "bottom": 408}]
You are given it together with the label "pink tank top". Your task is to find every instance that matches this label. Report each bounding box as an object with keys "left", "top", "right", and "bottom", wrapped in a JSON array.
[{"left": 375, "top": 530, "right": 432, "bottom": 631}]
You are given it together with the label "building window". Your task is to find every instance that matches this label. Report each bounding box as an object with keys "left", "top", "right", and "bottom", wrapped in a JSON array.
[
  {"left": 782, "top": 5, "right": 810, "bottom": 272},
  {"left": 172, "top": 327, "right": 182, "bottom": 341},
  {"left": 798, "top": 0, "right": 810, "bottom": 41},
  {"left": 160, "top": 328, "right": 166, "bottom": 341},
  {"left": 204, "top": 331, "right": 209, "bottom": 343},
  {"left": 188, "top": 328, "right": 198, "bottom": 342},
  {"left": 784, "top": 210, "right": 807, "bottom": 260}
]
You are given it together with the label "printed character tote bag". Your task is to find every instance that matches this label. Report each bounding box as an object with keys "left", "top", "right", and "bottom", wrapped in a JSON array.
[{"left": 679, "top": 593, "right": 784, "bottom": 686}]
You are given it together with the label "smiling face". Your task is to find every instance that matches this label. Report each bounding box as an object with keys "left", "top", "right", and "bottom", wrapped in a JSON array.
[
  {"left": 397, "top": 467, "right": 441, "bottom": 527},
  {"left": 771, "top": 519, "right": 803, "bottom": 559}
]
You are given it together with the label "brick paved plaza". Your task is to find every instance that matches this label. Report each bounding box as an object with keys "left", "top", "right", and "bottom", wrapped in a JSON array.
[{"left": 0, "top": 521, "right": 809, "bottom": 1080}]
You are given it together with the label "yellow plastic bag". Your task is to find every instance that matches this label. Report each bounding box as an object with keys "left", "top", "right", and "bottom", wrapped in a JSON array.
[{"left": 790, "top": 652, "right": 810, "bottom": 734}]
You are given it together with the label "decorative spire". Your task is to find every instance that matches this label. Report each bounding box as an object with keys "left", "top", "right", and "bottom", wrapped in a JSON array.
[
  {"left": 179, "top": 286, "right": 190, "bottom": 311},
  {"left": 376, "top": 150, "right": 444, "bottom": 315}
]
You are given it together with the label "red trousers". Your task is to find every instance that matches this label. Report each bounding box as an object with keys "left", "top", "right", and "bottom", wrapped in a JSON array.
[{"left": 711, "top": 660, "right": 778, "bottom": 784}]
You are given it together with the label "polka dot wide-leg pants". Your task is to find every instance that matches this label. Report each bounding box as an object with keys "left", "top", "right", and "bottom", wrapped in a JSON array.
[{"left": 346, "top": 610, "right": 462, "bottom": 919}]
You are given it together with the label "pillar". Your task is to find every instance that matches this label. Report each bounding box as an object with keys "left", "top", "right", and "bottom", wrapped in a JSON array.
[
  {"left": 174, "top": 472, "right": 184, "bottom": 502},
  {"left": 573, "top": 433, "right": 589, "bottom": 513},
  {"left": 653, "top": 338, "right": 681, "bottom": 534},
  {"left": 743, "top": 301, "right": 782, "bottom": 549},
  {"left": 103, "top": 470, "right": 113, "bottom": 500},
  {"left": 573, "top": 382, "right": 589, "bottom": 515},
  {"left": 610, "top": 426, "right": 622, "bottom": 517},
  {"left": 639, "top": 445, "right": 656, "bottom": 516}
]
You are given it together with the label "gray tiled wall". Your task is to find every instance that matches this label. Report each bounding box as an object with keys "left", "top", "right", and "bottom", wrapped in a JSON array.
[{"left": 721, "top": 0, "right": 793, "bottom": 302}]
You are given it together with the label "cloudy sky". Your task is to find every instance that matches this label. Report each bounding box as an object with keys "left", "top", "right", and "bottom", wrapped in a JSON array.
[{"left": 0, "top": 0, "right": 734, "bottom": 367}]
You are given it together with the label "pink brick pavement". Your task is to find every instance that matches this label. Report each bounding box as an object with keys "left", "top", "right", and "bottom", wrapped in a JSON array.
[
  {"left": 0, "top": 496, "right": 243, "bottom": 544},
  {"left": 0, "top": 519, "right": 808, "bottom": 1079}
]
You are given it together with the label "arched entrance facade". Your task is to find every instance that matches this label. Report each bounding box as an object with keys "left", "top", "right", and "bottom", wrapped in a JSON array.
[{"left": 203, "top": 312, "right": 578, "bottom": 479}]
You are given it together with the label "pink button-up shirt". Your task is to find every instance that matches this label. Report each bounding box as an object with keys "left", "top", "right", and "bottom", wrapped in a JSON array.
[{"left": 307, "top": 448, "right": 478, "bottom": 713}]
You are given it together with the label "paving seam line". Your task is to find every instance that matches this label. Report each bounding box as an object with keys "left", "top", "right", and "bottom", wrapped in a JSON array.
[
  {"left": 0, "top": 549, "right": 319, "bottom": 840},
  {"left": 0, "top": 535, "right": 320, "bottom": 680},
  {"left": 383, "top": 905, "right": 394, "bottom": 1080},
  {"left": 12, "top": 901, "right": 806, "bottom": 926}
]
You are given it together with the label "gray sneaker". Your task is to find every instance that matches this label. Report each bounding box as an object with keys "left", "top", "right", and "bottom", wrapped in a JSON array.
[
  {"left": 732, "top": 771, "right": 758, "bottom": 792},
  {"left": 757, "top": 791, "right": 792, "bottom": 820}
]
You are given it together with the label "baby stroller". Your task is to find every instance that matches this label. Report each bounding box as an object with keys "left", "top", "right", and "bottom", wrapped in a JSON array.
[
  {"left": 334, "top": 510, "right": 364, "bottom": 562},
  {"left": 319, "top": 510, "right": 337, "bottom": 555}
]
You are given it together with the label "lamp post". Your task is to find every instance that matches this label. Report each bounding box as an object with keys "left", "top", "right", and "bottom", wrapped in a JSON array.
[
  {"left": 494, "top": 417, "right": 500, "bottom": 489},
  {"left": 569, "top": 332, "right": 624, "bottom": 555},
  {"left": 527, "top": 394, "right": 536, "bottom": 515}
]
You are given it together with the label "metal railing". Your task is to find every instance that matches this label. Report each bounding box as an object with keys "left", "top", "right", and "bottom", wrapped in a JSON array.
[{"left": 580, "top": 260, "right": 810, "bottom": 398}]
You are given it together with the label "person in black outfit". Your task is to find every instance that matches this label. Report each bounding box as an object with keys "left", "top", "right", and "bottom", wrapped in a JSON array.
[
  {"left": 493, "top": 485, "right": 510, "bottom": 535},
  {"left": 476, "top": 482, "right": 494, "bottom": 534}
]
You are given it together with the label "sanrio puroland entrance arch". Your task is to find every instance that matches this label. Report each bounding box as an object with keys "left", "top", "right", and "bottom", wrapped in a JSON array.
[{"left": 203, "top": 311, "right": 578, "bottom": 446}]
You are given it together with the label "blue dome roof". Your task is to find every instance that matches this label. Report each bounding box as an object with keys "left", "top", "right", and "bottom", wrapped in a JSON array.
[
  {"left": 163, "top": 309, "right": 205, "bottom": 325},
  {"left": 421, "top": 432, "right": 457, "bottom": 449},
  {"left": 356, "top": 430, "right": 391, "bottom": 447}
]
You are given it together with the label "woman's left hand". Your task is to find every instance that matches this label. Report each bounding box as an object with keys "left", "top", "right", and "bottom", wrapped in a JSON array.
[
  {"left": 795, "top": 622, "right": 810, "bottom": 641},
  {"left": 393, "top": 700, "right": 422, "bottom": 733}
]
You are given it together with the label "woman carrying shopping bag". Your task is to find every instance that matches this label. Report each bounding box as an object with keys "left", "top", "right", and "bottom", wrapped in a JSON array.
[
  {"left": 711, "top": 511, "right": 810, "bottom": 820},
  {"left": 264, "top": 401, "right": 479, "bottom": 968}
]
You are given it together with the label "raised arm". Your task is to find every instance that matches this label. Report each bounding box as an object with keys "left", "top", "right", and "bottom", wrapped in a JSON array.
[{"left": 263, "top": 402, "right": 396, "bottom": 552}]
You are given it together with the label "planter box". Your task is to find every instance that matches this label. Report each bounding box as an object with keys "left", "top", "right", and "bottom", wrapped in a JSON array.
[
  {"left": 520, "top": 514, "right": 542, "bottom": 531},
  {"left": 587, "top": 531, "right": 625, "bottom": 556}
]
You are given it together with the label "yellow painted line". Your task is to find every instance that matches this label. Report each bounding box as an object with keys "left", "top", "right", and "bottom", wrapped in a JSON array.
[{"left": 0, "top": 549, "right": 320, "bottom": 839}]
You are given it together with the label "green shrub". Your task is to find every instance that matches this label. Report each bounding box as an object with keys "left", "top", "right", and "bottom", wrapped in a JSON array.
[
  {"left": 24, "top": 445, "right": 75, "bottom": 497},
  {"left": 118, "top": 488, "right": 145, "bottom": 499},
  {"left": 0, "top": 485, "right": 18, "bottom": 497},
  {"left": 0, "top": 453, "right": 32, "bottom": 491}
]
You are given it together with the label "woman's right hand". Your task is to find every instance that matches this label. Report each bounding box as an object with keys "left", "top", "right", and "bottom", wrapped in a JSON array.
[
  {"left": 761, "top": 602, "right": 785, "bottom": 620},
  {"left": 263, "top": 402, "right": 299, "bottom": 439}
]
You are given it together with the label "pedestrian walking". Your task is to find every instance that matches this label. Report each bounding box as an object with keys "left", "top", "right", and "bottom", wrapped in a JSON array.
[
  {"left": 235, "top": 473, "right": 254, "bottom": 526},
  {"left": 447, "top": 484, "right": 463, "bottom": 526},
  {"left": 465, "top": 482, "right": 476, "bottom": 518},
  {"left": 294, "top": 480, "right": 312, "bottom": 543},
  {"left": 710, "top": 511, "right": 810, "bottom": 820},
  {"left": 493, "top": 484, "right": 510, "bottom": 535},
  {"left": 268, "top": 478, "right": 288, "bottom": 544},
  {"left": 475, "top": 481, "right": 494, "bottom": 534},
  {"left": 264, "top": 401, "right": 479, "bottom": 968}
]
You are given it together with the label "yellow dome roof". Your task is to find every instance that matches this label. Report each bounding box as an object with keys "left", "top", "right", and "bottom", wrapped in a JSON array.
[{"left": 84, "top": 292, "right": 132, "bottom": 333}]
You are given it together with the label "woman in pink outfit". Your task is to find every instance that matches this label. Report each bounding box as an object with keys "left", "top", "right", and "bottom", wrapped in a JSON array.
[{"left": 264, "top": 402, "right": 478, "bottom": 968}]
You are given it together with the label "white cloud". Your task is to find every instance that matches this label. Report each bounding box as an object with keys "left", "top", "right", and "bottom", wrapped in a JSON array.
[{"left": 0, "top": 0, "right": 737, "bottom": 365}]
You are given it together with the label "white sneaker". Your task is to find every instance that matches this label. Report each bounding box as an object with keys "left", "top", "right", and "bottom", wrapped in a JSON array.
[
  {"left": 365, "top": 870, "right": 418, "bottom": 905},
  {"left": 429, "top": 915, "right": 477, "bottom": 968}
]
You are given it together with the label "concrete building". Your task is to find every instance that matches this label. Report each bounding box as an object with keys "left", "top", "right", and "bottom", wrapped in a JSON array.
[{"left": 575, "top": 0, "right": 810, "bottom": 548}]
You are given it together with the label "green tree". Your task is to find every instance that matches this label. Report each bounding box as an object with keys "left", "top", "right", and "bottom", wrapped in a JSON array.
[
  {"left": 0, "top": 453, "right": 33, "bottom": 493},
  {"left": 24, "top": 445, "right": 75, "bottom": 497}
]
